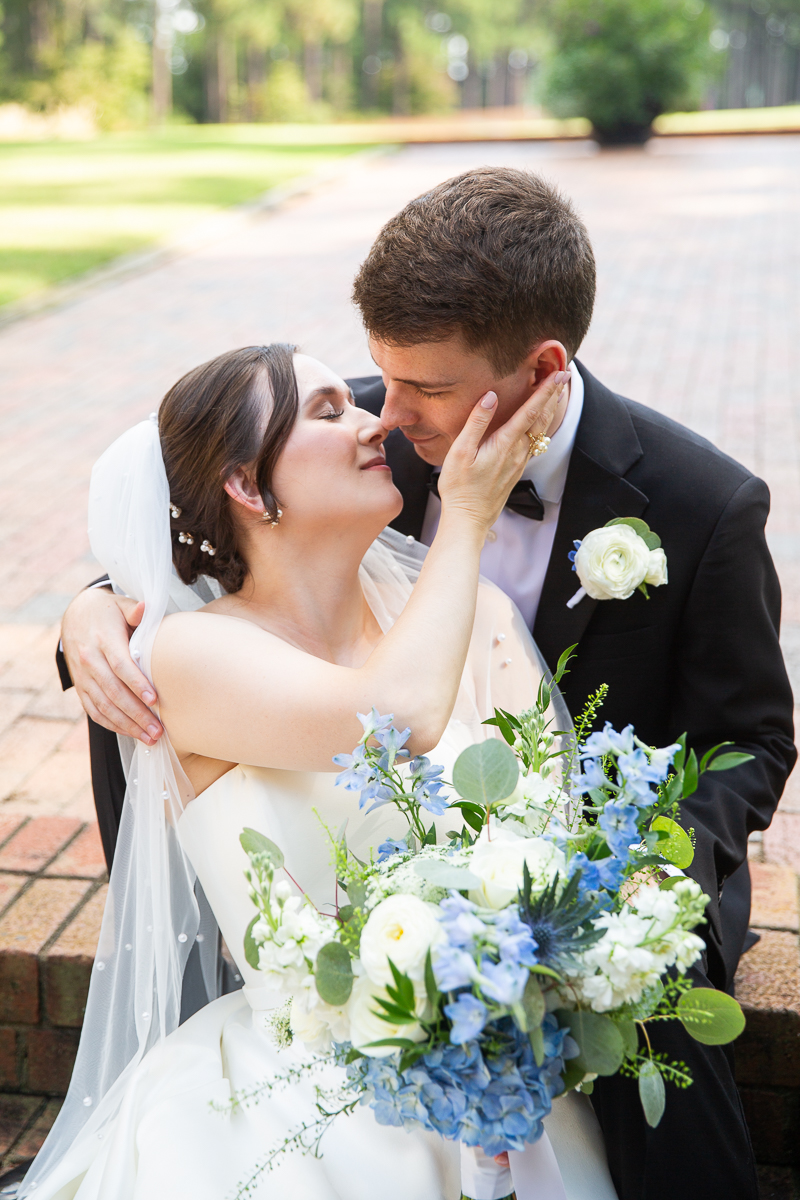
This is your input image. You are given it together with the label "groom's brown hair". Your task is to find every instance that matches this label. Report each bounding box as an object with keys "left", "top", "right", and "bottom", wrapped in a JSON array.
[{"left": 352, "top": 167, "right": 595, "bottom": 375}]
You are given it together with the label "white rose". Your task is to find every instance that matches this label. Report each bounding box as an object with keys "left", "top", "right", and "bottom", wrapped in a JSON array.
[
  {"left": 347, "top": 975, "right": 426, "bottom": 1057},
  {"left": 644, "top": 548, "right": 668, "bottom": 587},
  {"left": 574, "top": 524, "right": 651, "bottom": 601},
  {"left": 359, "top": 894, "right": 443, "bottom": 987},
  {"left": 468, "top": 832, "right": 566, "bottom": 910}
]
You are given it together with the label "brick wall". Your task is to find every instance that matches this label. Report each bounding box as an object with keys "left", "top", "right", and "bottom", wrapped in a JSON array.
[{"left": 0, "top": 816, "right": 105, "bottom": 1099}]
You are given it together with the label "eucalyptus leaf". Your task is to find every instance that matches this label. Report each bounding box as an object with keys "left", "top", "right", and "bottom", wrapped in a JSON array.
[
  {"left": 555, "top": 1009, "right": 625, "bottom": 1076},
  {"left": 315, "top": 941, "right": 353, "bottom": 1007},
  {"left": 529, "top": 1024, "right": 546, "bottom": 1067},
  {"left": 677, "top": 988, "right": 746, "bottom": 1045},
  {"left": 561, "top": 1056, "right": 587, "bottom": 1092},
  {"left": 413, "top": 860, "right": 481, "bottom": 889},
  {"left": 243, "top": 914, "right": 260, "bottom": 970},
  {"left": 240, "top": 827, "right": 284, "bottom": 867},
  {"left": 650, "top": 816, "right": 694, "bottom": 869},
  {"left": 639, "top": 1060, "right": 666, "bottom": 1127},
  {"left": 517, "top": 975, "right": 545, "bottom": 1034},
  {"left": 616, "top": 1017, "right": 638, "bottom": 1058},
  {"left": 453, "top": 739, "right": 519, "bottom": 807}
]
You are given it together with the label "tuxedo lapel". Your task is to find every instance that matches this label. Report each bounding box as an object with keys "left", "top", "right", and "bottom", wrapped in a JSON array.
[{"left": 533, "top": 364, "right": 649, "bottom": 669}]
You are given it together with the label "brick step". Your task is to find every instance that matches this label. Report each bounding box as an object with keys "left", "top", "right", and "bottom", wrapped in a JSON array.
[
  {"left": 0, "top": 816, "right": 106, "bottom": 1098},
  {"left": 735, "top": 862, "right": 800, "bottom": 1171}
]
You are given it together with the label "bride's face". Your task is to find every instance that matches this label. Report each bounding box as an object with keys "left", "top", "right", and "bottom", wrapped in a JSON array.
[{"left": 270, "top": 354, "right": 402, "bottom": 530}]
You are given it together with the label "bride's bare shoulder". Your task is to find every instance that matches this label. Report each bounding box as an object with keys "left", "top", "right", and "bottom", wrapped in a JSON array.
[{"left": 152, "top": 608, "right": 286, "bottom": 683}]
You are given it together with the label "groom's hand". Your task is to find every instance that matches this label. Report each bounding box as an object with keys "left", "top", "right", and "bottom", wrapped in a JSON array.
[{"left": 61, "top": 588, "right": 163, "bottom": 745}]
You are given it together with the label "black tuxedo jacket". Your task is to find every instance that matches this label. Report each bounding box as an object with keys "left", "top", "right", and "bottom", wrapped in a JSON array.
[{"left": 351, "top": 362, "right": 796, "bottom": 987}]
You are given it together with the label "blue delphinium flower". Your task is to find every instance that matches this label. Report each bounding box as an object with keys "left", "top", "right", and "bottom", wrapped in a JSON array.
[
  {"left": 408, "top": 755, "right": 448, "bottom": 815},
  {"left": 574, "top": 756, "right": 608, "bottom": 793},
  {"left": 493, "top": 907, "right": 538, "bottom": 967},
  {"left": 581, "top": 722, "right": 635, "bottom": 758},
  {"left": 444, "top": 993, "right": 488, "bottom": 1044},
  {"left": 377, "top": 837, "right": 408, "bottom": 863},
  {"left": 357, "top": 708, "right": 395, "bottom": 740},
  {"left": 477, "top": 958, "right": 528, "bottom": 1006},
  {"left": 598, "top": 800, "right": 640, "bottom": 858},
  {"left": 568, "top": 851, "right": 628, "bottom": 897},
  {"left": 375, "top": 723, "right": 412, "bottom": 768}
]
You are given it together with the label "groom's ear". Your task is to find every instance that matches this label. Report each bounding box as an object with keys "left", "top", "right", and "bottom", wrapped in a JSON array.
[
  {"left": 224, "top": 468, "right": 263, "bottom": 516},
  {"left": 521, "top": 340, "right": 569, "bottom": 390}
]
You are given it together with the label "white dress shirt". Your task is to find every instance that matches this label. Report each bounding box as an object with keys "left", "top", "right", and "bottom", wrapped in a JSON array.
[{"left": 420, "top": 363, "right": 585, "bottom": 630}]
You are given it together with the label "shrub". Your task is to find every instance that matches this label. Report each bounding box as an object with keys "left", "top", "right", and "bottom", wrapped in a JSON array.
[{"left": 541, "top": 0, "right": 717, "bottom": 142}]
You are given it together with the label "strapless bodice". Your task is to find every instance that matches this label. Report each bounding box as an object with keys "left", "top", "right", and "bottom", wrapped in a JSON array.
[{"left": 177, "top": 719, "right": 482, "bottom": 993}]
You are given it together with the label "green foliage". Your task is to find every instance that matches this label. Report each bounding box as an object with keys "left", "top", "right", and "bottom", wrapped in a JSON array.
[
  {"left": 240, "top": 827, "right": 285, "bottom": 867},
  {"left": 649, "top": 815, "right": 694, "bottom": 868},
  {"left": 452, "top": 738, "right": 519, "bottom": 808},
  {"left": 541, "top": 0, "right": 718, "bottom": 138},
  {"left": 555, "top": 1008, "right": 626, "bottom": 1076},
  {"left": 243, "top": 913, "right": 261, "bottom": 969},
  {"left": 677, "top": 987, "right": 746, "bottom": 1045},
  {"left": 638, "top": 1058, "right": 666, "bottom": 1127},
  {"left": 315, "top": 940, "right": 354, "bottom": 1006}
]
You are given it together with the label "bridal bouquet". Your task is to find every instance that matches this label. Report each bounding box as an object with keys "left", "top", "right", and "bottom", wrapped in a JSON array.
[{"left": 238, "top": 650, "right": 748, "bottom": 1179}]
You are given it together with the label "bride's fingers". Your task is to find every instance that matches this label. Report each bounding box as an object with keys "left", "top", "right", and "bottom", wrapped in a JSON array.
[
  {"left": 449, "top": 390, "right": 498, "bottom": 460},
  {"left": 501, "top": 369, "right": 569, "bottom": 446}
]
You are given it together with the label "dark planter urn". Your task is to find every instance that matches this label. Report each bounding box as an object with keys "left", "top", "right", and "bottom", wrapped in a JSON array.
[{"left": 592, "top": 120, "right": 654, "bottom": 146}]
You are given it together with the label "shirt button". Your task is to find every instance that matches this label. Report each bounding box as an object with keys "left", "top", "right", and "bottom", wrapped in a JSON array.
[{"left": 486, "top": 530, "right": 497, "bottom": 543}]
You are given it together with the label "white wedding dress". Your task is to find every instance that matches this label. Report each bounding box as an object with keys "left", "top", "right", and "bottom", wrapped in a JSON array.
[{"left": 27, "top": 570, "right": 616, "bottom": 1200}]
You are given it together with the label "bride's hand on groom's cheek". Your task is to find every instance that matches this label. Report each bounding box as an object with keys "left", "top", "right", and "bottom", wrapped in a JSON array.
[
  {"left": 437, "top": 369, "right": 567, "bottom": 530},
  {"left": 61, "top": 589, "right": 163, "bottom": 745}
]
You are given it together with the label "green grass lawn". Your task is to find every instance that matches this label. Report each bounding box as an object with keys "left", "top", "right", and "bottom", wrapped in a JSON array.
[{"left": 0, "top": 127, "right": 367, "bottom": 310}]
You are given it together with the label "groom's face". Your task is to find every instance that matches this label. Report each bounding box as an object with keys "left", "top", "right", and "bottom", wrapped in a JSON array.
[{"left": 370, "top": 335, "right": 561, "bottom": 467}]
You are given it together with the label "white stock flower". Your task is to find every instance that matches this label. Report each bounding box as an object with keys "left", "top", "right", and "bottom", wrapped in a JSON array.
[
  {"left": 359, "top": 893, "right": 443, "bottom": 986},
  {"left": 347, "top": 975, "right": 426, "bottom": 1057},
  {"left": 468, "top": 829, "right": 566, "bottom": 910},
  {"left": 574, "top": 524, "right": 652, "bottom": 601},
  {"left": 289, "top": 978, "right": 351, "bottom": 1052},
  {"left": 644, "top": 548, "right": 668, "bottom": 587}
]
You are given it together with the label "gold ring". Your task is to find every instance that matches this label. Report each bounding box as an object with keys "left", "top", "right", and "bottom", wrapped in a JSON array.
[{"left": 527, "top": 431, "right": 551, "bottom": 459}]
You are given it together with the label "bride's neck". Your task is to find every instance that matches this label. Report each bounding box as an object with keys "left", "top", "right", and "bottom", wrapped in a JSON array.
[{"left": 231, "top": 525, "right": 379, "bottom": 665}]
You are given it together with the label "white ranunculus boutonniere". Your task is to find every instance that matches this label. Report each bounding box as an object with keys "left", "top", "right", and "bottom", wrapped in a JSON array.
[{"left": 567, "top": 517, "right": 667, "bottom": 609}]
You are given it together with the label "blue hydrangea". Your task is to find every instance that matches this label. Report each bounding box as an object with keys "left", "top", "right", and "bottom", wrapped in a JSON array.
[{"left": 345, "top": 1014, "right": 569, "bottom": 1155}]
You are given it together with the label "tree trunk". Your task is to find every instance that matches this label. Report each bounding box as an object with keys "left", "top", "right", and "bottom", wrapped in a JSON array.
[
  {"left": 216, "top": 36, "right": 231, "bottom": 122},
  {"left": 391, "top": 38, "right": 408, "bottom": 115},
  {"left": 362, "top": 0, "right": 382, "bottom": 107},
  {"left": 246, "top": 45, "right": 266, "bottom": 121},
  {"left": 304, "top": 40, "right": 323, "bottom": 102},
  {"left": 152, "top": 1, "right": 173, "bottom": 123}
]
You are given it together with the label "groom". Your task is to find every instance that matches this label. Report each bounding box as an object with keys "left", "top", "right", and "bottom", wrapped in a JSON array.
[{"left": 59, "top": 168, "right": 794, "bottom": 1200}]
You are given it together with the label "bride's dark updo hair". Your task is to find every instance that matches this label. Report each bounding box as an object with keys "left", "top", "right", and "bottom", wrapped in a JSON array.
[{"left": 159, "top": 343, "right": 298, "bottom": 594}]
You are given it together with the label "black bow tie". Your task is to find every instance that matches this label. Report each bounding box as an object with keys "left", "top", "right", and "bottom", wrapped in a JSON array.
[{"left": 427, "top": 475, "right": 545, "bottom": 521}]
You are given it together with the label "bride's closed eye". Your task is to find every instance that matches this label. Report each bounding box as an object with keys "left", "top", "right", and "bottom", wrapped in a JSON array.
[{"left": 319, "top": 407, "right": 345, "bottom": 421}]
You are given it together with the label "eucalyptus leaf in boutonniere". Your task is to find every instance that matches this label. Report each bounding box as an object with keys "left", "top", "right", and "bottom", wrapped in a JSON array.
[{"left": 567, "top": 518, "right": 667, "bottom": 609}]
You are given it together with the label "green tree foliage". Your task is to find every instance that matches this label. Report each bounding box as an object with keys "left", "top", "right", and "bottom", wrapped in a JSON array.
[
  {"left": 540, "top": 0, "right": 717, "bottom": 141},
  {"left": 0, "top": 0, "right": 722, "bottom": 126}
]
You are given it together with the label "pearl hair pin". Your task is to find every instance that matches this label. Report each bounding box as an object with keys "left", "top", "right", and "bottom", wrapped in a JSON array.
[
  {"left": 200, "top": 539, "right": 216, "bottom": 556},
  {"left": 169, "top": 502, "right": 182, "bottom": 519},
  {"left": 178, "top": 532, "right": 194, "bottom": 545}
]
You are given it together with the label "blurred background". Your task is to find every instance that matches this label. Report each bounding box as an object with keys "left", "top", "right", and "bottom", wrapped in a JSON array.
[{"left": 0, "top": 3, "right": 799, "bottom": 1189}]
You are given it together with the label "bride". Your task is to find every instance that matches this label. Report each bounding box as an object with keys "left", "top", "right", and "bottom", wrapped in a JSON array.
[{"left": 21, "top": 344, "right": 616, "bottom": 1200}]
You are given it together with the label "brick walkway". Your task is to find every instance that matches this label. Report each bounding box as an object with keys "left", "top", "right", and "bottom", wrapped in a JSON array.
[
  {"left": 0, "top": 131, "right": 798, "bottom": 857},
  {"left": 0, "top": 133, "right": 799, "bottom": 1182}
]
